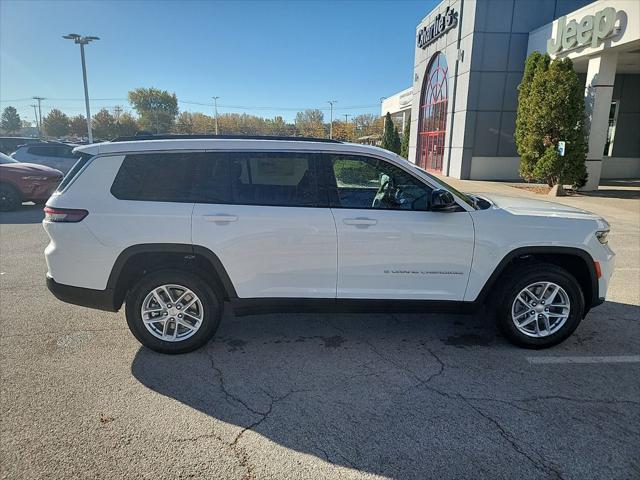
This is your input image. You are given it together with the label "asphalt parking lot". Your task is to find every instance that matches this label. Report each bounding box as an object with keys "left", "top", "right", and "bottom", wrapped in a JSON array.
[{"left": 1, "top": 182, "right": 639, "bottom": 480}]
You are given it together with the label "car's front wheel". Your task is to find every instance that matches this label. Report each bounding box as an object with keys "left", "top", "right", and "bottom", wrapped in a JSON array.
[
  {"left": 125, "top": 269, "right": 222, "bottom": 354},
  {"left": 495, "top": 262, "right": 585, "bottom": 348}
]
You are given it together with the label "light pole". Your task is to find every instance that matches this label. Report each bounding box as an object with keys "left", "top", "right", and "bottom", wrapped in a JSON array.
[
  {"left": 327, "top": 100, "right": 337, "bottom": 139},
  {"left": 30, "top": 103, "right": 41, "bottom": 138},
  {"left": 212, "top": 96, "right": 220, "bottom": 135},
  {"left": 63, "top": 33, "right": 99, "bottom": 143},
  {"left": 32, "top": 97, "right": 44, "bottom": 137}
]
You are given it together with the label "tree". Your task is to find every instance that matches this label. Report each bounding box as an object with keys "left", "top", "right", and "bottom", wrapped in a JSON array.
[
  {"left": 381, "top": 112, "right": 401, "bottom": 154},
  {"left": 174, "top": 112, "right": 195, "bottom": 134},
  {"left": 42, "top": 109, "right": 70, "bottom": 137},
  {"left": 69, "top": 115, "right": 87, "bottom": 137},
  {"left": 515, "top": 52, "right": 588, "bottom": 190},
  {"left": 128, "top": 87, "right": 179, "bottom": 133},
  {"left": 331, "top": 120, "right": 356, "bottom": 142},
  {"left": 295, "top": 109, "right": 325, "bottom": 138},
  {"left": 1, "top": 106, "right": 21, "bottom": 134},
  {"left": 191, "top": 113, "right": 215, "bottom": 133},
  {"left": 92, "top": 108, "right": 116, "bottom": 140},
  {"left": 400, "top": 116, "right": 410, "bottom": 158},
  {"left": 114, "top": 112, "right": 138, "bottom": 137}
]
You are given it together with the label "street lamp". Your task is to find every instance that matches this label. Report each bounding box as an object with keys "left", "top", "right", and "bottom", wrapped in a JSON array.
[
  {"left": 212, "top": 96, "right": 220, "bottom": 135},
  {"left": 63, "top": 33, "right": 99, "bottom": 143},
  {"left": 327, "top": 100, "right": 337, "bottom": 139}
]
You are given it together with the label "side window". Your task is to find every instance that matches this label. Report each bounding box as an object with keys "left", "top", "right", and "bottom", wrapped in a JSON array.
[
  {"left": 111, "top": 152, "right": 205, "bottom": 203},
  {"left": 329, "top": 155, "right": 432, "bottom": 211},
  {"left": 28, "top": 146, "right": 57, "bottom": 157},
  {"left": 226, "top": 152, "right": 319, "bottom": 207}
]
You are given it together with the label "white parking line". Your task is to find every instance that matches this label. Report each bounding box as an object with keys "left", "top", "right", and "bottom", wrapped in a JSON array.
[{"left": 527, "top": 355, "right": 640, "bottom": 365}]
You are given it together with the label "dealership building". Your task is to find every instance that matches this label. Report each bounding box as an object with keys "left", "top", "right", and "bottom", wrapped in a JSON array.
[{"left": 382, "top": 0, "right": 639, "bottom": 189}]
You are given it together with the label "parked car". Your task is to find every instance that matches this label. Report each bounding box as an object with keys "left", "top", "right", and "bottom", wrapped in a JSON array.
[
  {"left": 11, "top": 142, "right": 80, "bottom": 174},
  {"left": 0, "top": 152, "right": 63, "bottom": 211},
  {"left": 43, "top": 135, "right": 615, "bottom": 354},
  {"left": 0, "top": 136, "right": 40, "bottom": 155}
]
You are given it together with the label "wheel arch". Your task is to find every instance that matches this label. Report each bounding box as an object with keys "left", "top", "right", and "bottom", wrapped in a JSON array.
[
  {"left": 107, "top": 243, "right": 237, "bottom": 310},
  {"left": 475, "top": 246, "right": 599, "bottom": 313}
]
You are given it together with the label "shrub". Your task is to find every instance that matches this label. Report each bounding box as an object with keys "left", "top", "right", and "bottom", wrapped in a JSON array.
[{"left": 515, "top": 52, "right": 588, "bottom": 189}]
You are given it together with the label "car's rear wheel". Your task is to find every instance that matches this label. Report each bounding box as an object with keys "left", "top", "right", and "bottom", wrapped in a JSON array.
[
  {"left": 125, "top": 269, "right": 222, "bottom": 354},
  {"left": 495, "top": 262, "right": 585, "bottom": 348},
  {"left": 0, "top": 183, "right": 21, "bottom": 212}
]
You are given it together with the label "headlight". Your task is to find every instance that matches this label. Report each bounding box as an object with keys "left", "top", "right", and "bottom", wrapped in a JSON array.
[
  {"left": 21, "top": 175, "right": 49, "bottom": 181},
  {"left": 596, "top": 230, "right": 609, "bottom": 245}
]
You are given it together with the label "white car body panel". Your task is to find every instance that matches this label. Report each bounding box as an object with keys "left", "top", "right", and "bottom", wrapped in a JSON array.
[
  {"left": 464, "top": 195, "right": 615, "bottom": 301},
  {"left": 44, "top": 154, "right": 193, "bottom": 290},
  {"left": 192, "top": 204, "right": 337, "bottom": 298},
  {"left": 330, "top": 208, "right": 474, "bottom": 300}
]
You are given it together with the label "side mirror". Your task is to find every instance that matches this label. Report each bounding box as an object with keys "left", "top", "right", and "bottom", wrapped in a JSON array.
[{"left": 430, "top": 189, "right": 458, "bottom": 212}]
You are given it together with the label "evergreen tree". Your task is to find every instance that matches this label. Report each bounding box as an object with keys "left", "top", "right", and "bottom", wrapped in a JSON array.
[
  {"left": 381, "top": 112, "right": 401, "bottom": 154},
  {"left": 1, "top": 106, "right": 21, "bottom": 134},
  {"left": 42, "top": 109, "right": 70, "bottom": 138},
  {"left": 400, "top": 117, "right": 410, "bottom": 158},
  {"left": 515, "top": 52, "right": 587, "bottom": 189}
]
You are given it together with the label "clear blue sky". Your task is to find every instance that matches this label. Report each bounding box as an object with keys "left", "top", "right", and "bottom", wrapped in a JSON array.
[{"left": 0, "top": 0, "right": 436, "bottom": 123}]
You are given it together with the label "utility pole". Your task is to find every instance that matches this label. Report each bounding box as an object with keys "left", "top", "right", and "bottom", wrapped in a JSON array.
[
  {"left": 113, "top": 105, "right": 122, "bottom": 121},
  {"left": 30, "top": 103, "right": 41, "bottom": 138},
  {"left": 63, "top": 34, "right": 99, "bottom": 143},
  {"left": 32, "top": 97, "right": 45, "bottom": 137},
  {"left": 327, "top": 100, "right": 337, "bottom": 139},
  {"left": 343, "top": 114, "right": 351, "bottom": 123},
  {"left": 212, "top": 96, "right": 220, "bottom": 135}
]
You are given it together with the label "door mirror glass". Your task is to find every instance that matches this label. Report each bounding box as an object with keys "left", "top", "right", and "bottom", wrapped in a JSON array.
[{"left": 430, "top": 189, "right": 457, "bottom": 212}]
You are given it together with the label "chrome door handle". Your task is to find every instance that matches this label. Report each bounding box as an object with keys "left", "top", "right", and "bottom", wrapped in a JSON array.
[
  {"left": 343, "top": 217, "right": 377, "bottom": 226},
  {"left": 203, "top": 214, "right": 238, "bottom": 222}
]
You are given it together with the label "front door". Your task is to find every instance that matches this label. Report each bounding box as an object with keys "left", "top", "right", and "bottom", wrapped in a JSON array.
[
  {"left": 325, "top": 154, "right": 474, "bottom": 301},
  {"left": 191, "top": 151, "right": 337, "bottom": 299}
]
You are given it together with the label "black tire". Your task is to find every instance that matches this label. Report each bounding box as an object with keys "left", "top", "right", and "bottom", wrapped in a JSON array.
[
  {"left": 494, "top": 262, "right": 585, "bottom": 349},
  {"left": 125, "top": 269, "right": 222, "bottom": 354},
  {"left": 0, "top": 183, "right": 21, "bottom": 212}
]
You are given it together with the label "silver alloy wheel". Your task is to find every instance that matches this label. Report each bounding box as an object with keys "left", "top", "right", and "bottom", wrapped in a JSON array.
[
  {"left": 141, "top": 284, "right": 204, "bottom": 342},
  {"left": 511, "top": 281, "right": 571, "bottom": 338}
]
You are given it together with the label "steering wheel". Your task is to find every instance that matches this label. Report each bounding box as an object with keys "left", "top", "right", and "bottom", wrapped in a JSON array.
[{"left": 372, "top": 176, "right": 399, "bottom": 208}]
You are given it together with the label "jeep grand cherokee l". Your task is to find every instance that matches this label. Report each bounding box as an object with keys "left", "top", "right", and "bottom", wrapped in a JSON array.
[{"left": 43, "top": 136, "right": 615, "bottom": 354}]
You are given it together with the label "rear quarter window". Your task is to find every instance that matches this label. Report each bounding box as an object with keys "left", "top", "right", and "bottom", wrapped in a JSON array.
[
  {"left": 111, "top": 152, "right": 208, "bottom": 203},
  {"left": 56, "top": 153, "right": 93, "bottom": 192}
]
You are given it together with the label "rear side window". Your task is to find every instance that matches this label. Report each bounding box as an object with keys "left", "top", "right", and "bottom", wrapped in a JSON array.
[
  {"left": 223, "top": 152, "right": 319, "bottom": 207},
  {"left": 111, "top": 153, "right": 206, "bottom": 202},
  {"left": 56, "top": 153, "right": 93, "bottom": 192},
  {"left": 28, "top": 146, "right": 55, "bottom": 156}
]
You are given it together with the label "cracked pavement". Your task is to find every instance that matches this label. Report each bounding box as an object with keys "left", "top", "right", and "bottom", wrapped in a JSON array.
[{"left": 1, "top": 183, "right": 639, "bottom": 480}]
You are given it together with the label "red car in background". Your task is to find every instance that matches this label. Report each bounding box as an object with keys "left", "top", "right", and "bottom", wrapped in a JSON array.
[{"left": 0, "top": 152, "right": 63, "bottom": 211}]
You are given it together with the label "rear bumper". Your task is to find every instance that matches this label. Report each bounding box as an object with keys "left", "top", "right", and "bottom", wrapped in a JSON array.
[{"left": 46, "top": 274, "right": 118, "bottom": 312}]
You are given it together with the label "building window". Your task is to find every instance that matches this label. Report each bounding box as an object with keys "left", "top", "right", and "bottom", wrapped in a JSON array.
[
  {"left": 603, "top": 100, "right": 619, "bottom": 157},
  {"left": 417, "top": 52, "right": 448, "bottom": 173}
]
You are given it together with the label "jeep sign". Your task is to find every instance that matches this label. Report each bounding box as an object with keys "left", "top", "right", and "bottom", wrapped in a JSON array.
[
  {"left": 547, "top": 7, "right": 617, "bottom": 54},
  {"left": 417, "top": 7, "right": 458, "bottom": 50}
]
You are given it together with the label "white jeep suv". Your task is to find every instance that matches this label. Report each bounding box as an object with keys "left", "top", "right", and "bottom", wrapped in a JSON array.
[{"left": 43, "top": 135, "right": 615, "bottom": 353}]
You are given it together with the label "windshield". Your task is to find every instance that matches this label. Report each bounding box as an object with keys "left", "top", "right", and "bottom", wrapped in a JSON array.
[{"left": 0, "top": 153, "right": 18, "bottom": 164}]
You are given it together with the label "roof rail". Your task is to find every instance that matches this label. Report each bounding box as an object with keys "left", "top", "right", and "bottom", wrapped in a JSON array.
[{"left": 110, "top": 134, "right": 342, "bottom": 144}]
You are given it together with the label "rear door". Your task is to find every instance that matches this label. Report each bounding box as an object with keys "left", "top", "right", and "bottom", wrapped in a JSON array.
[
  {"left": 325, "top": 153, "right": 474, "bottom": 301},
  {"left": 191, "top": 151, "right": 337, "bottom": 299}
]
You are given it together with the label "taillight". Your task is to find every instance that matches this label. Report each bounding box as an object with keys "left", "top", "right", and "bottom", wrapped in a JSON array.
[{"left": 43, "top": 206, "right": 88, "bottom": 223}]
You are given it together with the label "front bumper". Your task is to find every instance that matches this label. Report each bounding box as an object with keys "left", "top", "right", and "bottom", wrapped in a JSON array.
[{"left": 46, "top": 274, "right": 118, "bottom": 312}]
